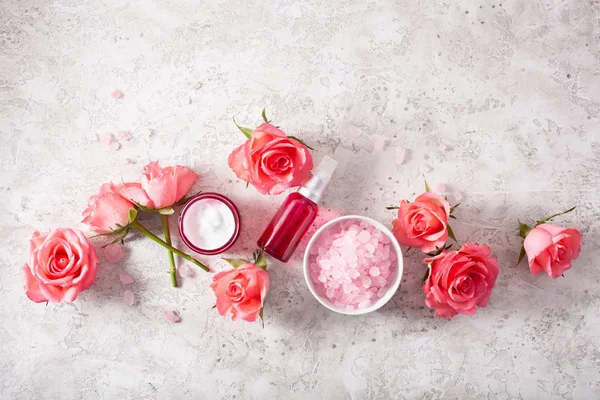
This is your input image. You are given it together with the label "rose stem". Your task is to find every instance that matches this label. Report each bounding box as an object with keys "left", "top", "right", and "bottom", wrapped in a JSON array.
[
  {"left": 131, "top": 220, "right": 210, "bottom": 272},
  {"left": 160, "top": 214, "right": 178, "bottom": 287}
]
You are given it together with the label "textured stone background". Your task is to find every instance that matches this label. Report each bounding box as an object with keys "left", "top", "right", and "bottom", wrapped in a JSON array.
[{"left": 1, "top": 0, "right": 599, "bottom": 399}]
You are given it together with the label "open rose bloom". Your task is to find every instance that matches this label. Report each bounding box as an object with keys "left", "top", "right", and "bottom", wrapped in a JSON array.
[
  {"left": 23, "top": 228, "right": 98, "bottom": 303},
  {"left": 82, "top": 183, "right": 137, "bottom": 233},
  {"left": 210, "top": 263, "right": 269, "bottom": 322},
  {"left": 524, "top": 224, "right": 582, "bottom": 279},
  {"left": 228, "top": 123, "right": 313, "bottom": 195},
  {"left": 133, "top": 161, "right": 198, "bottom": 209},
  {"left": 392, "top": 192, "right": 451, "bottom": 253},
  {"left": 423, "top": 242, "right": 499, "bottom": 318}
]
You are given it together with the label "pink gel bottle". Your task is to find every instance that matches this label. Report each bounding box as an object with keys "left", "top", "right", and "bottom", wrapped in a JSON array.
[{"left": 258, "top": 156, "right": 337, "bottom": 262}]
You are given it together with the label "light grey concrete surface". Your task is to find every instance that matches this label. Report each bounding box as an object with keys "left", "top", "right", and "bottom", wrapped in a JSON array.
[{"left": 1, "top": 0, "right": 599, "bottom": 399}]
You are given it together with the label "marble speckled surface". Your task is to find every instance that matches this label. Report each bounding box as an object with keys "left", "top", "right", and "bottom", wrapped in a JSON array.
[{"left": 1, "top": 0, "right": 599, "bottom": 399}]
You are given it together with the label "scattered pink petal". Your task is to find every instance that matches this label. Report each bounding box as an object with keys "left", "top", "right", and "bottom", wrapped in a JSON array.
[
  {"left": 99, "top": 132, "right": 114, "bottom": 146},
  {"left": 125, "top": 158, "right": 137, "bottom": 164},
  {"left": 434, "top": 183, "right": 447, "bottom": 193},
  {"left": 395, "top": 147, "right": 408, "bottom": 165},
  {"left": 453, "top": 190, "right": 464, "bottom": 202},
  {"left": 191, "top": 82, "right": 203, "bottom": 90},
  {"left": 422, "top": 164, "right": 433, "bottom": 173},
  {"left": 108, "top": 141, "right": 121, "bottom": 151},
  {"left": 373, "top": 136, "right": 385, "bottom": 152},
  {"left": 119, "top": 273, "right": 134, "bottom": 285},
  {"left": 123, "top": 290, "right": 135, "bottom": 305},
  {"left": 178, "top": 264, "right": 195, "bottom": 278},
  {"left": 103, "top": 243, "right": 125, "bottom": 264},
  {"left": 89, "top": 134, "right": 99, "bottom": 142},
  {"left": 163, "top": 310, "right": 182, "bottom": 323},
  {"left": 111, "top": 89, "right": 124, "bottom": 99},
  {"left": 118, "top": 131, "right": 133, "bottom": 141}
]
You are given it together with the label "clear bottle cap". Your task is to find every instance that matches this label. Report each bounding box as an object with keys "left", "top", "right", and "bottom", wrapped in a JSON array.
[{"left": 298, "top": 156, "right": 338, "bottom": 203}]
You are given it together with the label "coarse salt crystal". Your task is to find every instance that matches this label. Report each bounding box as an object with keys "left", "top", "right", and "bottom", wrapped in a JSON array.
[
  {"left": 395, "top": 147, "right": 408, "bottom": 165},
  {"left": 369, "top": 267, "right": 380, "bottom": 277},
  {"left": 123, "top": 290, "right": 135, "bottom": 305},
  {"left": 111, "top": 89, "right": 124, "bottom": 99},
  {"left": 163, "top": 310, "right": 182, "bottom": 323},
  {"left": 118, "top": 131, "right": 133, "bottom": 141}
]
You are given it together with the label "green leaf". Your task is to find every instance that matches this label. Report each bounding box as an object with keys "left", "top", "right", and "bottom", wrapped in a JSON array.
[
  {"left": 421, "top": 265, "right": 431, "bottom": 287},
  {"left": 449, "top": 215, "right": 457, "bottom": 220},
  {"left": 259, "top": 307, "right": 265, "bottom": 328},
  {"left": 130, "top": 200, "right": 154, "bottom": 213},
  {"left": 158, "top": 207, "right": 174, "bottom": 215},
  {"left": 424, "top": 178, "right": 432, "bottom": 193},
  {"left": 518, "top": 220, "right": 532, "bottom": 239},
  {"left": 211, "top": 304, "right": 216, "bottom": 309},
  {"left": 245, "top": 181, "right": 250, "bottom": 189},
  {"left": 517, "top": 245, "right": 526, "bottom": 266},
  {"left": 232, "top": 117, "right": 254, "bottom": 139},
  {"left": 222, "top": 258, "right": 246, "bottom": 268},
  {"left": 254, "top": 250, "right": 267, "bottom": 270},
  {"left": 536, "top": 206, "right": 576, "bottom": 225},
  {"left": 288, "top": 135, "right": 314, "bottom": 151},
  {"left": 449, "top": 203, "right": 461, "bottom": 214},
  {"left": 128, "top": 208, "right": 138, "bottom": 223},
  {"left": 386, "top": 206, "right": 400, "bottom": 210},
  {"left": 261, "top": 107, "right": 270, "bottom": 124},
  {"left": 447, "top": 224, "right": 457, "bottom": 243}
]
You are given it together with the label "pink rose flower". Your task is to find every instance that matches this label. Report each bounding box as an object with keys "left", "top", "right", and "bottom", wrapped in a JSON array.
[
  {"left": 135, "top": 161, "right": 198, "bottom": 209},
  {"left": 82, "top": 183, "right": 137, "bottom": 233},
  {"left": 423, "top": 242, "right": 499, "bottom": 318},
  {"left": 228, "top": 123, "right": 313, "bottom": 195},
  {"left": 22, "top": 228, "right": 98, "bottom": 303},
  {"left": 392, "top": 192, "right": 451, "bottom": 253},
  {"left": 210, "top": 263, "right": 270, "bottom": 322},
  {"left": 524, "top": 224, "right": 582, "bottom": 279}
]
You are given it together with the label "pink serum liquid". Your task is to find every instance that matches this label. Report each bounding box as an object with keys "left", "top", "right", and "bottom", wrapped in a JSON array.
[
  {"left": 258, "top": 156, "right": 338, "bottom": 263},
  {"left": 258, "top": 192, "right": 319, "bottom": 262}
]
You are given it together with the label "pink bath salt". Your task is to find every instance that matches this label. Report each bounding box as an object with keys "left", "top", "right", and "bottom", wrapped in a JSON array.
[
  {"left": 187, "top": 97, "right": 192, "bottom": 105},
  {"left": 118, "top": 130, "right": 133, "bottom": 141},
  {"left": 108, "top": 141, "right": 121, "bottom": 151},
  {"left": 191, "top": 82, "right": 203, "bottom": 90},
  {"left": 119, "top": 273, "right": 134, "bottom": 285},
  {"left": 103, "top": 243, "right": 124, "bottom": 264},
  {"left": 123, "top": 290, "right": 135, "bottom": 305},
  {"left": 395, "top": 147, "right": 408, "bottom": 165},
  {"left": 373, "top": 136, "right": 385, "bottom": 152},
  {"left": 89, "top": 134, "right": 99, "bottom": 142},
  {"left": 422, "top": 164, "right": 433, "bottom": 173},
  {"left": 178, "top": 263, "right": 195, "bottom": 278},
  {"left": 125, "top": 158, "right": 137, "bottom": 164},
  {"left": 453, "top": 190, "right": 464, "bottom": 202},
  {"left": 111, "top": 89, "right": 124, "bottom": 99},
  {"left": 369, "top": 267, "right": 380, "bottom": 277},
  {"left": 357, "top": 230, "right": 371, "bottom": 244},
  {"left": 99, "top": 132, "right": 114, "bottom": 146},
  {"left": 163, "top": 310, "right": 182, "bottom": 323}
]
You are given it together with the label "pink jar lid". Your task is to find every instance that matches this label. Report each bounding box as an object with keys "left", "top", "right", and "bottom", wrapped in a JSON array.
[{"left": 178, "top": 192, "right": 241, "bottom": 255}]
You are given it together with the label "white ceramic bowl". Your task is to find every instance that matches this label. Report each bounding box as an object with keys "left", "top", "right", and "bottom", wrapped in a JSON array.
[{"left": 303, "top": 215, "right": 404, "bottom": 315}]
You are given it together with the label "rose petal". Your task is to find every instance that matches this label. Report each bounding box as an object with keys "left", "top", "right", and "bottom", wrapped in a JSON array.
[
  {"left": 99, "top": 132, "right": 114, "bottom": 146},
  {"left": 123, "top": 290, "right": 135, "bottom": 305},
  {"left": 118, "top": 131, "right": 133, "bottom": 141},
  {"left": 108, "top": 141, "right": 121, "bottom": 151},
  {"left": 395, "top": 147, "right": 408, "bottom": 165},
  {"left": 103, "top": 243, "right": 124, "bottom": 264},
  {"left": 111, "top": 90, "right": 124, "bottom": 99},
  {"left": 163, "top": 310, "right": 182, "bottom": 323},
  {"left": 119, "top": 273, "right": 134, "bottom": 285},
  {"left": 373, "top": 136, "right": 385, "bottom": 152},
  {"left": 178, "top": 264, "right": 195, "bottom": 278},
  {"left": 434, "top": 183, "right": 447, "bottom": 193}
]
